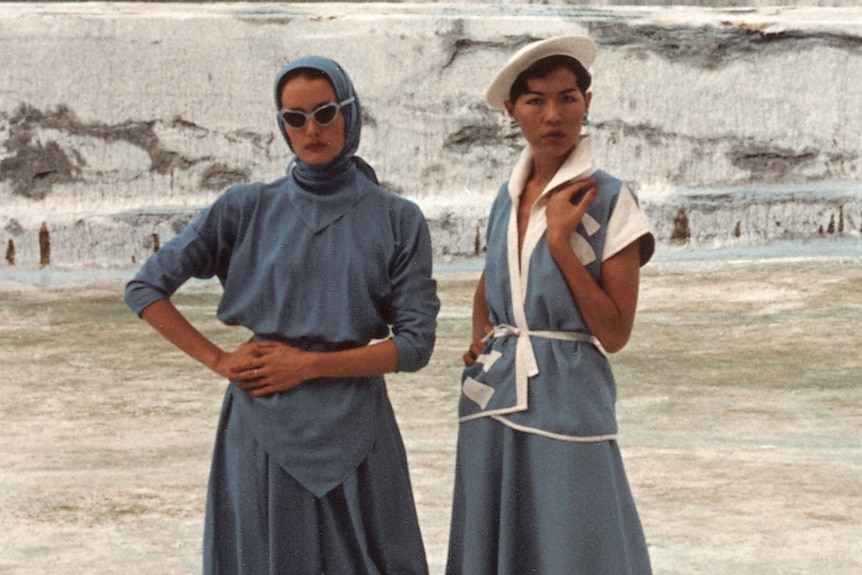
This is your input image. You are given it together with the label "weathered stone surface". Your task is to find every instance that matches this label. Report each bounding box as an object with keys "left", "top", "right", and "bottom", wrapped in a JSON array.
[{"left": 1, "top": 3, "right": 860, "bottom": 265}]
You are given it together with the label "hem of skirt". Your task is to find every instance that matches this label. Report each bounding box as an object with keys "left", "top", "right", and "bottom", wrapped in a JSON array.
[{"left": 459, "top": 413, "right": 618, "bottom": 443}]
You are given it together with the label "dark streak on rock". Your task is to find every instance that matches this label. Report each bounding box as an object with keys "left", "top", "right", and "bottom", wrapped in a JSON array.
[
  {"left": 440, "top": 30, "right": 542, "bottom": 69},
  {"left": 0, "top": 104, "right": 261, "bottom": 200},
  {"left": 171, "top": 116, "right": 207, "bottom": 132},
  {"left": 361, "top": 109, "right": 378, "bottom": 130},
  {"left": 201, "top": 163, "right": 250, "bottom": 190},
  {"left": 595, "top": 118, "right": 857, "bottom": 183},
  {"left": 730, "top": 146, "right": 819, "bottom": 178},
  {"left": 238, "top": 17, "right": 293, "bottom": 27},
  {"left": 231, "top": 4, "right": 294, "bottom": 26},
  {"left": 437, "top": 15, "right": 862, "bottom": 73},
  {"left": 588, "top": 21, "right": 862, "bottom": 69},
  {"left": 444, "top": 124, "right": 501, "bottom": 150},
  {"left": 597, "top": 119, "right": 682, "bottom": 148},
  {"left": 443, "top": 120, "right": 522, "bottom": 154},
  {"left": 112, "top": 209, "right": 199, "bottom": 236},
  {"left": 0, "top": 137, "right": 79, "bottom": 200},
  {"left": 226, "top": 129, "right": 274, "bottom": 149}
]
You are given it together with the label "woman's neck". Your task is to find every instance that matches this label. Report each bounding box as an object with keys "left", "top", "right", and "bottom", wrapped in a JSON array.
[
  {"left": 527, "top": 157, "right": 564, "bottom": 192},
  {"left": 527, "top": 144, "right": 575, "bottom": 191}
]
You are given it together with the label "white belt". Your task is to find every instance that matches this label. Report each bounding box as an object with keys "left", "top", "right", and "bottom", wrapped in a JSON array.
[
  {"left": 483, "top": 324, "right": 599, "bottom": 414},
  {"left": 484, "top": 323, "right": 597, "bottom": 344}
]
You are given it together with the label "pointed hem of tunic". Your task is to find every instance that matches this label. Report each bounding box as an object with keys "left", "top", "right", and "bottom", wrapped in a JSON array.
[{"left": 204, "top": 388, "right": 429, "bottom": 575}]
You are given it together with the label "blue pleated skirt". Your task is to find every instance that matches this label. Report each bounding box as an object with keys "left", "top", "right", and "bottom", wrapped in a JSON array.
[
  {"left": 203, "top": 389, "right": 429, "bottom": 575},
  {"left": 446, "top": 417, "right": 651, "bottom": 575}
]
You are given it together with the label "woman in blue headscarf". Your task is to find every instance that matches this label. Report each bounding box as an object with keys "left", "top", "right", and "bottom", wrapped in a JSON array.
[{"left": 125, "top": 56, "right": 439, "bottom": 574}]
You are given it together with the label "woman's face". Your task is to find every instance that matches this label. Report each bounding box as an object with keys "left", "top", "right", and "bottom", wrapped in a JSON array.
[
  {"left": 505, "top": 66, "right": 591, "bottom": 164},
  {"left": 279, "top": 75, "right": 346, "bottom": 165}
]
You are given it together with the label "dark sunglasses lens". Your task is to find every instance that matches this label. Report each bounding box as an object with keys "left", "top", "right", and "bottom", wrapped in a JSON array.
[
  {"left": 282, "top": 111, "right": 307, "bottom": 129},
  {"left": 313, "top": 104, "right": 338, "bottom": 126}
]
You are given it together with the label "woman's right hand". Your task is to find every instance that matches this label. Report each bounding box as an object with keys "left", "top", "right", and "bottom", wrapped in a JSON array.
[
  {"left": 545, "top": 177, "right": 597, "bottom": 249},
  {"left": 211, "top": 342, "right": 259, "bottom": 381},
  {"left": 463, "top": 322, "right": 492, "bottom": 366},
  {"left": 462, "top": 337, "right": 486, "bottom": 366},
  {"left": 464, "top": 272, "right": 493, "bottom": 366}
]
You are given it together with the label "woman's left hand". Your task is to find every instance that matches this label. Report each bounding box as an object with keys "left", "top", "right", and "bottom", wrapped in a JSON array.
[
  {"left": 231, "top": 341, "right": 315, "bottom": 398},
  {"left": 545, "top": 178, "right": 597, "bottom": 246}
]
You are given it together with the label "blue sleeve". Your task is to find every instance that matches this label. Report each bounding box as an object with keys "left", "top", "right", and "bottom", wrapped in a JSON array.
[
  {"left": 123, "top": 187, "right": 243, "bottom": 316},
  {"left": 387, "top": 201, "right": 440, "bottom": 373}
]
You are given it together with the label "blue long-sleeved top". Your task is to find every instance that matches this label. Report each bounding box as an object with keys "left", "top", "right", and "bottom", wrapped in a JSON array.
[{"left": 125, "top": 164, "right": 439, "bottom": 496}]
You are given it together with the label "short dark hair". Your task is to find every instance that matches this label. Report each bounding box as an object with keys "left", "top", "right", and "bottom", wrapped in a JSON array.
[
  {"left": 277, "top": 67, "right": 333, "bottom": 104},
  {"left": 508, "top": 55, "right": 592, "bottom": 104}
]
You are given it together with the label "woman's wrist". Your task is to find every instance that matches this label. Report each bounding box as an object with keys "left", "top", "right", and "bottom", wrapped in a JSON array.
[
  {"left": 546, "top": 231, "right": 571, "bottom": 260},
  {"left": 206, "top": 347, "right": 228, "bottom": 377},
  {"left": 304, "top": 350, "right": 324, "bottom": 380}
]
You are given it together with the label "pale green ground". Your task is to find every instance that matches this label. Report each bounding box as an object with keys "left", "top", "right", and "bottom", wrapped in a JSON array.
[{"left": 0, "top": 258, "right": 860, "bottom": 574}]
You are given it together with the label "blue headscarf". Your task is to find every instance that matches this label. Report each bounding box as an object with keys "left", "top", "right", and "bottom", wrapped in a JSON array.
[{"left": 274, "top": 56, "right": 378, "bottom": 188}]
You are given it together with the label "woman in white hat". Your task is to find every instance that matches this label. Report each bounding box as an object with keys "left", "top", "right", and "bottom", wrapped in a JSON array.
[{"left": 447, "top": 36, "right": 654, "bottom": 574}]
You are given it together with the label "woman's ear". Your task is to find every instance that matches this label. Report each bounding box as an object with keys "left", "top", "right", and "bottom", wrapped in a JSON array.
[
  {"left": 504, "top": 99, "right": 516, "bottom": 119},
  {"left": 584, "top": 91, "right": 592, "bottom": 112}
]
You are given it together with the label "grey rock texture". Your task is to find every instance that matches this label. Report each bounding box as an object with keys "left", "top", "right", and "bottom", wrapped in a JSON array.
[{"left": 1, "top": 3, "right": 860, "bottom": 266}]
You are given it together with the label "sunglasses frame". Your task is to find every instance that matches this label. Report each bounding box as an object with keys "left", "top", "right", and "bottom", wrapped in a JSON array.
[{"left": 278, "top": 96, "right": 355, "bottom": 130}]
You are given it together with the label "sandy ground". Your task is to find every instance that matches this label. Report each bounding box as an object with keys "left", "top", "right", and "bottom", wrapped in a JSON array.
[{"left": 1, "top": 256, "right": 860, "bottom": 574}]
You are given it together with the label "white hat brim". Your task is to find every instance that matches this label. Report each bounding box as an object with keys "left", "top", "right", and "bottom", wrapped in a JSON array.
[{"left": 486, "top": 35, "right": 598, "bottom": 109}]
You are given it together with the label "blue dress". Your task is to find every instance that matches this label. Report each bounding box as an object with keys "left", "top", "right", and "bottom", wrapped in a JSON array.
[
  {"left": 126, "top": 162, "right": 439, "bottom": 574},
  {"left": 447, "top": 137, "right": 654, "bottom": 574}
]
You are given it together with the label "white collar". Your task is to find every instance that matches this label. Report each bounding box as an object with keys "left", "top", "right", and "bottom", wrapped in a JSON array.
[
  {"left": 507, "top": 135, "right": 597, "bottom": 204},
  {"left": 505, "top": 135, "right": 601, "bottom": 332},
  {"left": 499, "top": 136, "right": 602, "bottom": 418}
]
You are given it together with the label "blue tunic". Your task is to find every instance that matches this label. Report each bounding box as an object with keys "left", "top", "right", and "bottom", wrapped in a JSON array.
[
  {"left": 126, "top": 162, "right": 438, "bottom": 574},
  {"left": 459, "top": 136, "right": 653, "bottom": 440},
  {"left": 447, "top": 137, "right": 653, "bottom": 574},
  {"left": 126, "top": 164, "right": 438, "bottom": 496}
]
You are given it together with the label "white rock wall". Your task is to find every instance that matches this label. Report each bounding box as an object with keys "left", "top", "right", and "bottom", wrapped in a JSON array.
[{"left": 1, "top": 3, "right": 861, "bottom": 266}]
